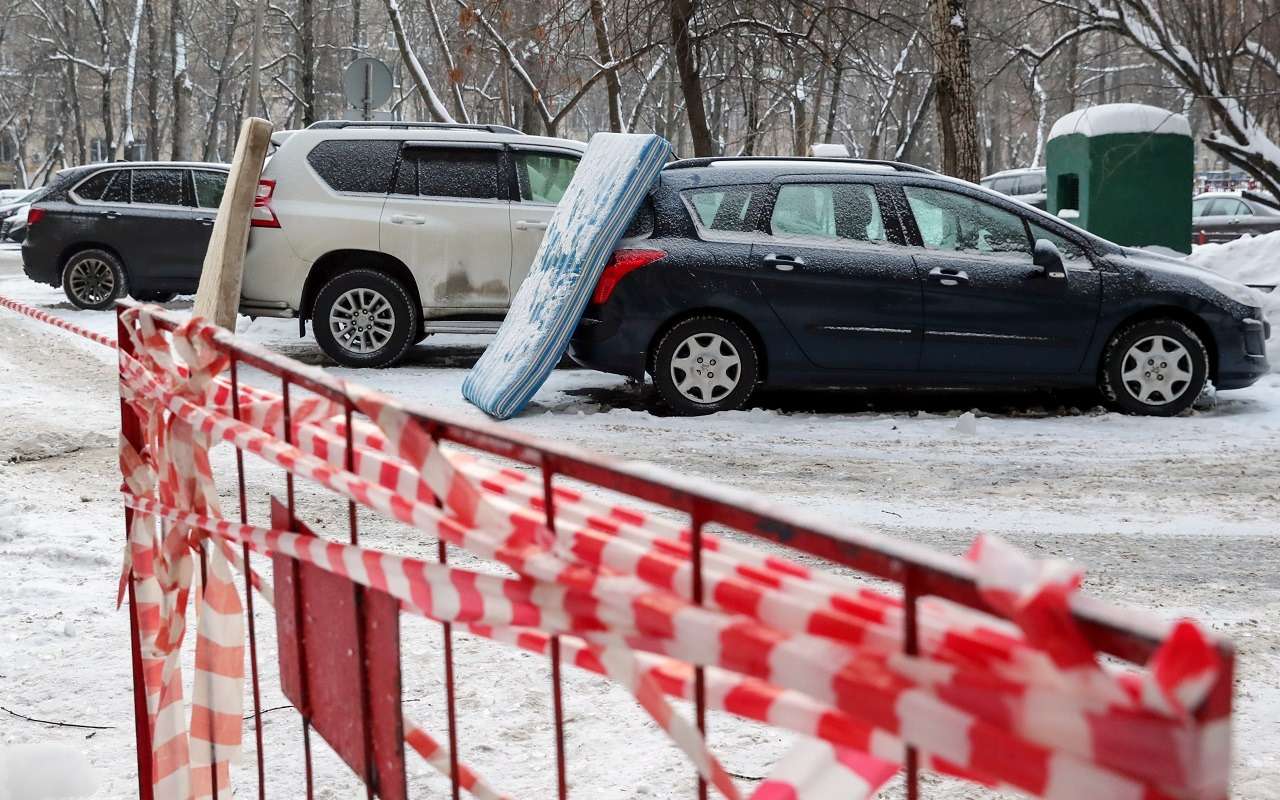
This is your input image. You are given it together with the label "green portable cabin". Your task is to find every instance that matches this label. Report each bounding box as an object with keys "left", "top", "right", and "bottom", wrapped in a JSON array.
[{"left": 1045, "top": 104, "right": 1193, "bottom": 253}]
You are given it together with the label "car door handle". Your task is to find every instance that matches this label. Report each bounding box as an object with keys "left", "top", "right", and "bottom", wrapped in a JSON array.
[
  {"left": 515, "top": 219, "right": 549, "bottom": 231},
  {"left": 101, "top": 210, "right": 120, "bottom": 220},
  {"left": 762, "top": 253, "right": 804, "bottom": 271},
  {"left": 390, "top": 213, "right": 426, "bottom": 225},
  {"left": 196, "top": 217, "right": 215, "bottom": 227},
  {"left": 928, "top": 266, "right": 969, "bottom": 286}
]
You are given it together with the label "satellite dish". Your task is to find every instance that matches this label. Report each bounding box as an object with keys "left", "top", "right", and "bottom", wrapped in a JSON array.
[{"left": 342, "top": 58, "right": 394, "bottom": 118}]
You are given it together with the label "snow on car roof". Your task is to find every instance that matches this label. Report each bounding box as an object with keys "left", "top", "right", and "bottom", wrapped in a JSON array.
[{"left": 1048, "top": 103, "right": 1191, "bottom": 141}]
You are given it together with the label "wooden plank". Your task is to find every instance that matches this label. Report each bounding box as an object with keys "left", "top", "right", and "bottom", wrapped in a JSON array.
[{"left": 193, "top": 117, "right": 272, "bottom": 330}]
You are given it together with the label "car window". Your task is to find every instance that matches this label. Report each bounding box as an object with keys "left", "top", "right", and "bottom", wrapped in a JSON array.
[
  {"left": 1222, "top": 199, "right": 1250, "bottom": 217},
  {"left": 1016, "top": 174, "right": 1044, "bottom": 195},
  {"left": 406, "top": 147, "right": 501, "bottom": 200},
  {"left": 1192, "top": 198, "right": 1212, "bottom": 217},
  {"left": 75, "top": 171, "right": 115, "bottom": 201},
  {"left": 991, "top": 177, "right": 1017, "bottom": 194},
  {"left": 132, "top": 169, "right": 185, "bottom": 206},
  {"left": 684, "top": 187, "right": 758, "bottom": 233},
  {"left": 515, "top": 152, "right": 579, "bottom": 203},
  {"left": 1029, "top": 222, "right": 1088, "bottom": 262},
  {"left": 904, "top": 186, "right": 1030, "bottom": 254},
  {"left": 193, "top": 170, "right": 227, "bottom": 209},
  {"left": 102, "top": 170, "right": 131, "bottom": 203},
  {"left": 307, "top": 140, "right": 400, "bottom": 193},
  {"left": 769, "top": 183, "right": 886, "bottom": 242}
]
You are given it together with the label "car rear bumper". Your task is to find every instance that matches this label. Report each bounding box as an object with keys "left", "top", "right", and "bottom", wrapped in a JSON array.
[
  {"left": 21, "top": 238, "right": 60, "bottom": 286},
  {"left": 568, "top": 310, "right": 649, "bottom": 381}
]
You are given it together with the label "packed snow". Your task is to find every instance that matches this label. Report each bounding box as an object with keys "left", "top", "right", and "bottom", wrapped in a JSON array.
[
  {"left": 1048, "top": 103, "right": 1192, "bottom": 141},
  {"left": 0, "top": 245, "right": 1278, "bottom": 798}
]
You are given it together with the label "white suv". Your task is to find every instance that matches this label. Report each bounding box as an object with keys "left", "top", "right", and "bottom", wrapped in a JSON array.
[{"left": 240, "top": 121, "right": 585, "bottom": 366}]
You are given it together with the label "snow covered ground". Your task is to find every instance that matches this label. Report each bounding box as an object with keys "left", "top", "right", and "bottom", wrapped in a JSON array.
[{"left": 0, "top": 244, "right": 1278, "bottom": 798}]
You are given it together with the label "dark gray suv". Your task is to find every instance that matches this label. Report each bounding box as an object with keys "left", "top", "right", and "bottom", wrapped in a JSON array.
[{"left": 22, "top": 162, "right": 229, "bottom": 309}]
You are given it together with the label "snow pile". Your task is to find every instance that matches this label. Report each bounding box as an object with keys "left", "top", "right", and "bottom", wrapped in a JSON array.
[
  {"left": 0, "top": 743, "right": 99, "bottom": 799},
  {"left": 1048, "top": 103, "right": 1190, "bottom": 141},
  {"left": 1188, "top": 231, "right": 1280, "bottom": 288},
  {"left": 1187, "top": 230, "right": 1280, "bottom": 370}
]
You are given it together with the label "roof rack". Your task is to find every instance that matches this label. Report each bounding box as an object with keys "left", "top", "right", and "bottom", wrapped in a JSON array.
[
  {"left": 307, "top": 120, "right": 523, "bottom": 134},
  {"left": 663, "top": 155, "right": 936, "bottom": 175}
]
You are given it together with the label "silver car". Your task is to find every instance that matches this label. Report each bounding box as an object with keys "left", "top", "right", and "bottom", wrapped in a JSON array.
[
  {"left": 1192, "top": 192, "right": 1280, "bottom": 243},
  {"left": 980, "top": 167, "right": 1046, "bottom": 209}
]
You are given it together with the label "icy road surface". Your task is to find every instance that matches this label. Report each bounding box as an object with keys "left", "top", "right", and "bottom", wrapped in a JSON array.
[{"left": 0, "top": 246, "right": 1276, "bottom": 798}]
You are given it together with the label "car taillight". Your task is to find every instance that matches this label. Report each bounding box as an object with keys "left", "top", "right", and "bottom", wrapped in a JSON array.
[
  {"left": 592, "top": 248, "right": 666, "bottom": 304},
  {"left": 251, "top": 178, "right": 280, "bottom": 228},
  {"left": 26, "top": 207, "right": 44, "bottom": 226}
]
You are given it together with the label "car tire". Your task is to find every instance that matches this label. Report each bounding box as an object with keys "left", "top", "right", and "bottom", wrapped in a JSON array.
[
  {"left": 313, "top": 268, "right": 419, "bottom": 368},
  {"left": 132, "top": 291, "right": 178, "bottom": 303},
  {"left": 62, "top": 249, "right": 128, "bottom": 311},
  {"left": 1100, "top": 318, "right": 1209, "bottom": 416},
  {"left": 652, "top": 316, "right": 759, "bottom": 415}
]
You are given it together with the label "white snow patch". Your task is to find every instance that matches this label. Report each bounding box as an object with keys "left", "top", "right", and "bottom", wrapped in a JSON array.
[
  {"left": 1048, "top": 103, "right": 1191, "bottom": 141},
  {"left": 1188, "top": 231, "right": 1280, "bottom": 370},
  {"left": 0, "top": 743, "right": 99, "bottom": 799},
  {"left": 953, "top": 411, "right": 978, "bottom": 435}
]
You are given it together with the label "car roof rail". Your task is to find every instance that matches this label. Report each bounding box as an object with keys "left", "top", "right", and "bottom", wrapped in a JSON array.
[
  {"left": 307, "top": 120, "right": 523, "bottom": 135},
  {"left": 663, "top": 155, "right": 937, "bottom": 175}
]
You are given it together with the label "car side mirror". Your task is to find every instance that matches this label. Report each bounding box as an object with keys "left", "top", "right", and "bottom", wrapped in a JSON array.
[{"left": 1033, "top": 238, "right": 1066, "bottom": 279}]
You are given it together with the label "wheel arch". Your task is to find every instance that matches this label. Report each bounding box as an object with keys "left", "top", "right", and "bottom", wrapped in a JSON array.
[
  {"left": 60, "top": 242, "right": 127, "bottom": 279},
  {"left": 301, "top": 250, "right": 424, "bottom": 324},
  {"left": 1100, "top": 306, "right": 1218, "bottom": 382},
  {"left": 646, "top": 307, "right": 769, "bottom": 381}
]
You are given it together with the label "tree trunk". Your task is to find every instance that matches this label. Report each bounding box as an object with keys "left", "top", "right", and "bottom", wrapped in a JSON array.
[
  {"left": 300, "top": 0, "right": 316, "bottom": 126},
  {"left": 669, "top": 0, "right": 713, "bottom": 156},
  {"left": 145, "top": 0, "right": 160, "bottom": 157},
  {"left": 929, "top": 0, "right": 981, "bottom": 181},
  {"left": 170, "top": 0, "right": 189, "bottom": 160},
  {"left": 589, "top": 0, "right": 623, "bottom": 132}
]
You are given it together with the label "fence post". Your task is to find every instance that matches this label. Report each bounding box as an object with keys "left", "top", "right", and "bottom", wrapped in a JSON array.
[{"left": 118, "top": 305, "right": 155, "bottom": 800}]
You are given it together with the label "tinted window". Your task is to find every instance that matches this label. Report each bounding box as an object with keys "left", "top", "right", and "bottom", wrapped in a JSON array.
[
  {"left": 904, "top": 186, "right": 1029, "bottom": 254},
  {"left": 1192, "top": 198, "right": 1212, "bottom": 217},
  {"left": 1016, "top": 174, "right": 1045, "bottom": 195},
  {"left": 412, "top": 147, "right": 501, "bottom": 199},
  {"left": 102, "top": 171, "right": 131, "bottom": 203},
  {"left": 684, "top": 187, "right": 758, "bottom": 232},
  {"left": 991, "top": 177, "right": 1017, "bottom": 194},
  {"left": 75, "top": 171, "right": 115, "bottom": 201},
  {"left": 770, "top": 184, "right": 886, "bottom": 242},
  {"left": 1029, "top": 222, "right": 1087, "bottom": 262},
  {"left": 1222, "top": 199, "right": 1249, "bottom": 216},
  {"left": 132, "top": 169, "right": 185, "bottom": 206},
  {"left": 307, "top": 140, "right": 399, "bottom": 193},
  {"left": 193, "top": 170, "right": 227, "bottom": 208},
  {"left": 515, "top": 152, "right": 579, "bottom": 203}
]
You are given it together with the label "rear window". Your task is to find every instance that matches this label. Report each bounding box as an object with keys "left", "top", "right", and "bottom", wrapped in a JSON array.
[
  {"left": 683, "top": 186, "right": 759, "bottom": 233},
  {"left": 74, "top": 170, "right": 116, "bottom": 201},
  {"left": 132, "top": 169, "right": 185, "bottom": 206},
  {"left": 404, "top": 147, "right": 502, "bottom": 200},
  {"left": 102, "top": 171, "right": 131, "bottom": 203},
  {"left": 193, "top": 170, "right": 227, "bottom": 209},
  {"left": 307, "top": 140, "right": 400, "bottom": 193},
  {"left": 1016, "top": 174, "right": 1045, "bottom": 195}
]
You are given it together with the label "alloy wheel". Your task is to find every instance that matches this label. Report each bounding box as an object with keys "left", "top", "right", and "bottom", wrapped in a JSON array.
[
  {"left": 329, "top": 287, "right": 397, "bottom": 354},
  {"left": 68, "top": 258, "right": 117, "bottom": 305}
]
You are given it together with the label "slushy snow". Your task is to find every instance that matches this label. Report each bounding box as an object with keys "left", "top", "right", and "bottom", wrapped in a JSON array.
[{"left": 0, "top": 743, "right": 99, "bottom": 800}]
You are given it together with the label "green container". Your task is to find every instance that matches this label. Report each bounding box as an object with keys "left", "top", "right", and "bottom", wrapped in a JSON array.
[{"left": 1046, "top": 104, "right": 1193, "bottom": 253}]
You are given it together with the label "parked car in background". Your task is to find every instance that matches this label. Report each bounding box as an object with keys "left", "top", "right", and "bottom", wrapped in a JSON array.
[
  {"left": 1, "top": 203, "right": 31, "bottom": 243},
  {"left": 0, "top": 186, "right": 47, "bottom": 221},
  {"left": 1191, "top": 191, "right": 1280, "bottom": 243},
  {"left": 0, "top": 188, "right": 32, "bottom": 206},
  {"left": 240, "top": 121, "right": 586, "bottom": 366},
  {"left": 21, "top": 161, "right": 229, "bottom": 309},
  {"left": 980, "top": 167, "right": 1047, "bottom": 209},
  {"left": 569, "top": 156, "right": 1269, "bottom": 416}
]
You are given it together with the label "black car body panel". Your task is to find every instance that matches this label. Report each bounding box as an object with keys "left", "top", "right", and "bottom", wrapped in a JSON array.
[
  {"left": 21, "top": 162, "right": 228, "bottom": 294},
  {"left": 570, "top": 160, "right": 1269, "bottom": 394}
]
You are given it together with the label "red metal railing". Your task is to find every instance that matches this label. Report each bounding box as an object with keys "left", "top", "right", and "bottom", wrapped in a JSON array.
[{"left": 117, "top": 300, "right": 1235, "bottom": 799}]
